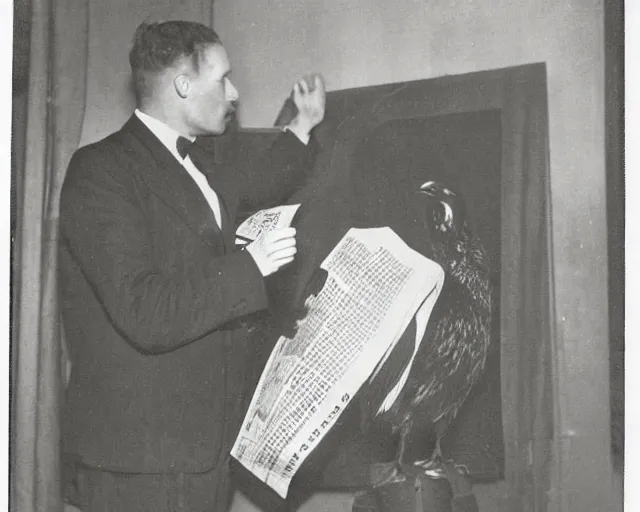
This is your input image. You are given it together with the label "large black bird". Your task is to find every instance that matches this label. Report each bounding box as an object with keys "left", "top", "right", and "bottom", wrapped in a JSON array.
[{"left": 365, "top": 180, "right": 492, "bottom": 485}]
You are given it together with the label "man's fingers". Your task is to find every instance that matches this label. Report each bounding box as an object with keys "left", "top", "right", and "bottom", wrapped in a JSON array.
[
  {"left": 291, "top": 73, "right": 326, "bottom": 96},
  {"left": 267, "top": 241, "right": 297, "bottom": 257},
  {"left": 263, "top": 227, "right": 296, "bottom": 243},
  {"left": 274, "top": 256, "right": 295, "bottom": 267},
  {"left": 303, "top": 74, "right": 318, "bottom": 93},
  {"left": 313, "top": 74, "right": 325, "bottom": 93},
  {"left": 265, "top": 235, "right": 296, "bottom": 247},
  {"left": 264, "top": 236, "right": 296, "bottom": 253},
  {"left": 246, "top": 228, "right": 298, "bottom": 276},
  {"left": 298, "top": 78, "right": 310, "bottom": 95},
  {"left": 269, "top": 246, "right": 297, "bottom": 260},
  {"left": 294, "top": 74, "right": 321, "bottom": 96}
]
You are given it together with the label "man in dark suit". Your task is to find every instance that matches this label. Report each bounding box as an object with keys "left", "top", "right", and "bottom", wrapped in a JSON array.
[{"left": 58, "top": 20, "right": 326, "bottom": 511}]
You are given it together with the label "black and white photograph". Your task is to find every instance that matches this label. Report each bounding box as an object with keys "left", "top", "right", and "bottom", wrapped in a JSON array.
[{"left": 7, "top": 1, "right": 627, "bottom": 511}]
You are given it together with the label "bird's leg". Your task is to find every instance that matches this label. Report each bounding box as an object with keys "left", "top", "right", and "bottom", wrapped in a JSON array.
[
  {"left": 414, "top": 436, "right": 442, "bottom": 467},
  {"left": 414, "top": 438, "right": 469, "bottom": 479},
  {"left": 372, "top": 429, "right": 408, "bottom": 487},
  {"left": 413, "top": 436, "right": 446, "bottom": 476},
  {"left": 397, "top": 427, "right": 408, "bottom": 465},
  {"left": 433, "top": 435, "right": 443, "bottom": 463}
]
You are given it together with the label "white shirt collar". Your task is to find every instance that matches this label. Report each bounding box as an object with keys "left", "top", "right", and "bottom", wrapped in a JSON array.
[{"left": 135, "top": 109, "right": 195, "bottom": 161}]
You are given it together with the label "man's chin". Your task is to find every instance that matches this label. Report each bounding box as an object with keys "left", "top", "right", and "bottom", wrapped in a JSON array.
[
  {"left": 202, "top": 122, "right": 229, "bottom": 137},
  {"left": 196, "top": 115, "right": 235, "bottom": 136}
]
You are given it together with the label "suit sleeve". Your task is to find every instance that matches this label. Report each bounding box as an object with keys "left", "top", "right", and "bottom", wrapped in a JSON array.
[
  {"left": 235, "top": 129, "right": 320, "bottom": 214},
  {"left": 59, "top": 148, "right": 269, "bottom": 355}
]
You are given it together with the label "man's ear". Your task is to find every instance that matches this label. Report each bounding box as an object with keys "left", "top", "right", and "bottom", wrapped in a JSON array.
[{"left": 174, "top": 74, "right": 190, "bottom": 98}]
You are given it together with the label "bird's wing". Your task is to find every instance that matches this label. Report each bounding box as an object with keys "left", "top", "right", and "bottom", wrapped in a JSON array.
[{"left": 375, "top": 295, "right": 433, "bottom": 415}]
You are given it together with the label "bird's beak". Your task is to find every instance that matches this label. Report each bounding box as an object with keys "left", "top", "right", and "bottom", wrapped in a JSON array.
[
  {"left": 417, "top": 181, "right": 456, "bottom": 197},
  {"left": 418, "top": 181, "right": 436, "bottom": 195}
]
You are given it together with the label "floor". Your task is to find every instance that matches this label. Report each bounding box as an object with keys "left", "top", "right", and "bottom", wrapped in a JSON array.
[
  {"left": 64, "top": 472, "right": 623, "bottom": 511},
  {"left": 230, "top": 481, "right": 509, "bottom": 512}
]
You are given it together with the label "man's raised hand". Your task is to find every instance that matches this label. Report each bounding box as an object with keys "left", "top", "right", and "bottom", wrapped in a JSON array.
[{"left": 286, "top": 73, "right": 326, "bottom": 142}]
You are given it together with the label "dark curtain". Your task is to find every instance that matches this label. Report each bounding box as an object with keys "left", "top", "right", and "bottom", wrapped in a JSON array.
[
  {"left": 11, "top": 0, "right": 89, "bottom": 510},
  {"left": 499, "top": 67, "right": 553, "bottom": 512},
  {"left": 605, "top": 0, "right": 624, "bottom": 478}
]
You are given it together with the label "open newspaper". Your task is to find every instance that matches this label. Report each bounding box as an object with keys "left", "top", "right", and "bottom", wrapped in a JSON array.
[
  {"left": 231, "top": 227, "right": 445, "bottom": 498},
  {"left": 235, "top": 204, "right": 301, "bottom": 245}
]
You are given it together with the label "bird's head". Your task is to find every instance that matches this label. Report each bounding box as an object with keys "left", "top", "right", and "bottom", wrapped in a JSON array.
[
  {"left": 418, "top": 181, "right": 490, "bottom": 289},
  {"left": 418, "top": 181, "right": 465, "bottom": 235}
]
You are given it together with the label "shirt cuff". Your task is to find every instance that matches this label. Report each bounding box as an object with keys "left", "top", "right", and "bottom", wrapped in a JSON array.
[{"left": 283, "top": 125, "right": 310, "bottom": 145}]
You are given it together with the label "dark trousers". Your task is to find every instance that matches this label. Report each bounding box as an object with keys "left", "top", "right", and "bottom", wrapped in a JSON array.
[{"left": 66, "top": 462, "right": 232, "bottom": 512}]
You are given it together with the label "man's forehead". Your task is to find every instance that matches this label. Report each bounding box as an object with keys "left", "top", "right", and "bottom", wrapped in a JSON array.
[{"left": 201, "top": 44, "right": 231, "bottom": 73}]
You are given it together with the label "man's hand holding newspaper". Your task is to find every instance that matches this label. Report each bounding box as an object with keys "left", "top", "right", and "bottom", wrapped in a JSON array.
[
  {"left": 245, "top": 228, "right": 297, "bottom": 277},
  {"left": 237, "top": 204, "right": 301, "bottom": 277}
]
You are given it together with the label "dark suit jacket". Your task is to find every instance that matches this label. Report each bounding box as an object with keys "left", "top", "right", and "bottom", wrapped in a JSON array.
[{"left": 58, "top": 115, "right": 318, "bottom": 474}]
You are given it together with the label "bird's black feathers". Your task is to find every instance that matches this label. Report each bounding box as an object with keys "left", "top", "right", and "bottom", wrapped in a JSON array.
[{"left": 369, "top": 181, "right": 492, "bottom": 467}]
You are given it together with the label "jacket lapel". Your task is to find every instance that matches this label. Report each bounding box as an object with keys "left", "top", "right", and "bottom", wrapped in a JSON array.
[
  {"left": 190, "top": 143, "right": 235, "bottom": 251},
  {"left": 122, "top": 116, "right": 225, "bottom": 251}
]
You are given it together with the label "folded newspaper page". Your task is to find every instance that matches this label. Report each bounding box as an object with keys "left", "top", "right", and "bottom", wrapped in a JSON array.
[
  {"left": 230, "top": 227, "right": 445, "bottom": 498},
  {"left": 235, "top": 204, "right": 301, "bottom": 245}
]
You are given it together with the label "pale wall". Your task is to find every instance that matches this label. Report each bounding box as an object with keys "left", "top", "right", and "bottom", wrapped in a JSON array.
[
  {"left": 79, "top": 0, "right": 212, "bottom": 146},
  {"left": 214, "top": 0, "right": 612, "bottom": 511},
  {"left": 78, "top": 0, "right": 613, "bottom": 510}
]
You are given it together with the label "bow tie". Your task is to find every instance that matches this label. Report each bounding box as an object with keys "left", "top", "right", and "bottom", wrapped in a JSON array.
[{"left": 176, "top": 136, "right": 194, "bottom": 159}]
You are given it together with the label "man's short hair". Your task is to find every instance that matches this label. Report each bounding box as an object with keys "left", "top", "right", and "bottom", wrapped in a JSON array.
[{"left": 129, "top": 21, "right": 222, "bottom": 101}]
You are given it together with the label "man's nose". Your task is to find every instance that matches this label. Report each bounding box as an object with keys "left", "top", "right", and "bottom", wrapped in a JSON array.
[{"left": 225, "top": 78, "right": 239, "bottom": 102}]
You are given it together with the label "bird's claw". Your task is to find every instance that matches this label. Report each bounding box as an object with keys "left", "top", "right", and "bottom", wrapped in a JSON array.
[
  {"left": 414, "top": 457, "right": 445, "bottom": 479},
  {"left": 414, "top": 458, "right": 470, "bottom": 480},
  {"left": 454, "top": 463, "right": 470, "bottom": 475},
  {"left": 371, "top": 462, "right": 408, "bottom": 488}
]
